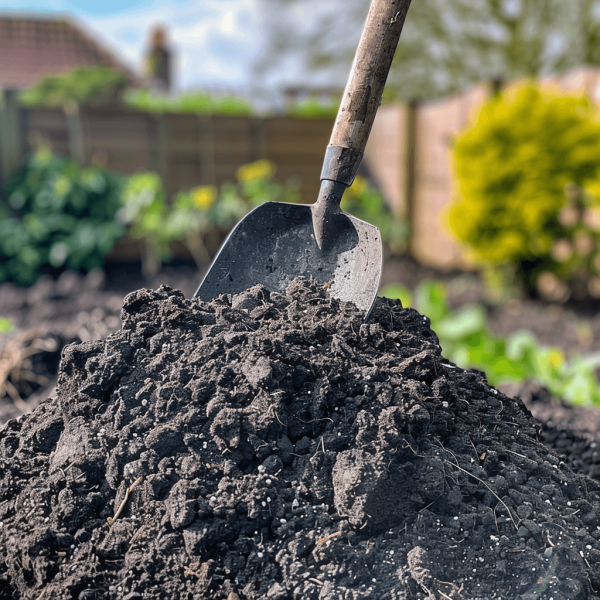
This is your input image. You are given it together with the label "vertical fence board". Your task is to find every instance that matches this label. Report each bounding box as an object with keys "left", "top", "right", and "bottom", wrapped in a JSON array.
[{"left": 0, "top": 90, "right": 24, "bottom": 187}]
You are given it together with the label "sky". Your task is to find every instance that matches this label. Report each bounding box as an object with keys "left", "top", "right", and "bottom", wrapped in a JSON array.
[{"left": 1, "top": 0, "right": 266, "bottom": 93}]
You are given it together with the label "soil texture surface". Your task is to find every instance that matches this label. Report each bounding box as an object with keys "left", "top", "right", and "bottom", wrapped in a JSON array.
[
  {"left": 0, "top": 266, "right": 197, "bottom": 423},
  {"left": 505, "top": 383, "right": 600, "bottom": 484},
  {"left": 2, "top": 279, "right": 600, "bottom": 600}
]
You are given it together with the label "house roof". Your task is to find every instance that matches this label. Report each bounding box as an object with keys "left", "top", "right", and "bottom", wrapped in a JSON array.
[{"left": 0, "top": 14, "right": 134, "bottom": 90}]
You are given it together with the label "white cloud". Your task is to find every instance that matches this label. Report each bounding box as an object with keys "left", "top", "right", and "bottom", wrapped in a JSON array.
[
  {"left": 219, "top": 10, "right": 234, "bottom": 34},
  {"left": 79, "top": 0, "right": 263, "bottom": 91}
]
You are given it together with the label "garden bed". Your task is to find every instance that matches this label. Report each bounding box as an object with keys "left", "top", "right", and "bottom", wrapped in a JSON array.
[{"left": 1, "top": 274, "right": 600, "bottom": 598}]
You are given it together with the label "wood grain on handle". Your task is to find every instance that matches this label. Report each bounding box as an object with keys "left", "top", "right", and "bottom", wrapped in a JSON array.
[{"left": 330, "top": 0, "right": 412, "bottom": 152}]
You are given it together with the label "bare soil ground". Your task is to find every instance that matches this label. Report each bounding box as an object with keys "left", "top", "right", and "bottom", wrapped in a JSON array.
[{"left": 2, "top": 279, "right": 600, "bottom": 599}]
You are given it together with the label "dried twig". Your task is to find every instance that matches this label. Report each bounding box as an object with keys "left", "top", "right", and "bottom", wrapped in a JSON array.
[
  {"left": 107, "top": 477, "right": 143, "bottom": 525},
  {"left": 316, "top": 531, "right": 342, "bottom": 547},
  {"left": 0, "top": 330, "right": 51, "bottom": 411},
  {"left": 444, "top": 460, "right": 519, "bottom": 531}
]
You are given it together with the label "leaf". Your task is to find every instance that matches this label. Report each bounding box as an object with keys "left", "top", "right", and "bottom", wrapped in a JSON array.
[
  {"left": 506, "top": 329, "right": 539, "bottom": 361},
  {"left": 0, "top": 318, "right": 14, "bottom": 333},
  {"left": 435, "top": 305, "right": 486, "bottom": 341}
]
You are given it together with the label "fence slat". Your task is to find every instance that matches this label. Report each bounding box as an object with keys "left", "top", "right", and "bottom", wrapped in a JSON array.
[{"left": 0, "top": 90, "right": 24, "bottom": 187}]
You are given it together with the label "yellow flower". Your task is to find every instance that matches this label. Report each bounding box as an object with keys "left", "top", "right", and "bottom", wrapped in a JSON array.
[
  {"left": 547, "top": 349, "right": 564, "bottom": 369},
  {"left": 192, "top": 186, "right": 217, "bottom": 210},
  {"left": 236, "top": 160, "right": 275, "bottom": 183}
]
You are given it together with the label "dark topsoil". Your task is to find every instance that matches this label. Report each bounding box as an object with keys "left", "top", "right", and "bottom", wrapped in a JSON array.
[{"left": 2, "top": 278, "right": 600, "bottom": 600}]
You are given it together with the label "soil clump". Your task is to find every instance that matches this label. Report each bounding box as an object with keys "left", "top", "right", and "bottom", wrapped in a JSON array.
[{"left": 1, "top": 278, "right": 600, "bottom": 600}]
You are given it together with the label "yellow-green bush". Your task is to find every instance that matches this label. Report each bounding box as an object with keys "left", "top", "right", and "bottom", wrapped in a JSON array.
[{"left": 449, "top": 84, "right": 600, "bottom": 300}]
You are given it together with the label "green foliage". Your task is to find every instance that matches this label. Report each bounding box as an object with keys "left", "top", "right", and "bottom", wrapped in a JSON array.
[
  {"left": 124, "top": 89, "right": 254, "bottom": 116},
  {"left": 120, "top": 159, "right": 406, "bottom": 275},
  {"left": 382, "top": 280, "right": 600, "bottom": 406},
  {"left": 118, "top": 173, "right": 171, "bottom": 278},
  {"left": 20, "top": 66, "right": 129, "bottom": 108},
  {"left": 0, "top": 318, "right": 13, "bottom": 333},
  {"left": 121, "top": 161, "right": 300, "bottom": 274},
  {"left": 342, "top": 176, "right": 408, "bottom": 254},
  {"left": 449, "top": 85, "right": 600, "bottom": 300},
  {"left": 168, "top": 160, "right": 301, "bottom": 269},
  {"left": 287, "top": 97, "right": 338, "bottom": 119},
  {"left": 0, "top": 149, "right": 125, "bottom": 286}
]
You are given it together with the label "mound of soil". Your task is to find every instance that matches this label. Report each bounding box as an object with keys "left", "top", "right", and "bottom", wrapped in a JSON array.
[
  {"left": 2, "top": 279, "right": 600, "bottom": 600},
  {"left": 0, "top": 266, "right": 198, "bottom": 423},
  {"left": 516, "top": 384, "right": 600, "bottom": 482}
]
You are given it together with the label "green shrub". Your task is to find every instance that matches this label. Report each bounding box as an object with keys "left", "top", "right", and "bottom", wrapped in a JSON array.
[
  {"left": 118, "top": 173, "right": 172, "bottom": 278},
  {"left": 168, "top": 160, "right": 301, "bottom": 269},
  {"left": 287, "top": 97, "right": 338, "bottom": 119},
  {"left": 124, "top": 89, "right": 254, "bottom": 116},
  {"left": 0, "top": 149, "right": 125, "bottom": 285},
  {"left": 20, "top": 66, "right": 129, "bottom": 108},
  {"left": 449, "top": 84, "right": 600, "bottom": 301},
  {"left": 382, "top": 280, "right": 600, "bottom": 406}
]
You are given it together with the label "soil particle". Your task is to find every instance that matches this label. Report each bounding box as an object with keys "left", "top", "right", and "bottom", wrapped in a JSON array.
[
  {"left": 2, "top": 278, "right": 600, "bottom": 599},
  {"left": 507, "top": 382, "right": 600, "bottom": 483}
]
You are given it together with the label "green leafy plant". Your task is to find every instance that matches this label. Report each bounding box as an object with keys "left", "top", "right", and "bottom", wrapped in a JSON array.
[
  {"left": 20, "top": 66, "right": 129, "bottom": 108},
  {"left": 0, "top": 318, "right": 13, "bottom": 333},
  {"left": 120, "top": 160, "right": 299, "bottom": 275},
  {"left": 449, "top": 84, "right": 600, "bottom": 301},
  {"left": 0, "top": 149, "right": 125, "bottom": 285},
  {"left": 168, "top": 160, "right": 301, "bottom": 269},
  {"left": 118, "top": 173, "right": 171, "bottom": 278},
  {"left": 287, "top": 97, "right": 339, "bottom": 119},
  {"left": 382, "top": 280, "right": 600, "bottom": 406},
  {"left": 124, "top": 89, "right": 254, "bottom": 116}
]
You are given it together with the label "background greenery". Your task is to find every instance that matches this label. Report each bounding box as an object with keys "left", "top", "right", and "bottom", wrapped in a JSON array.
[
  {"left": 383, "top": 280, "right": 600, "bottom": 407},
  {"left": 20, "top": 66, "right": 130, "bottom": 109},
  {"left": 0, "top": 149, "right": 125, "bottom": 286},
  {"left": 449, "top": 84, "right": 600, "bottom": 302}
]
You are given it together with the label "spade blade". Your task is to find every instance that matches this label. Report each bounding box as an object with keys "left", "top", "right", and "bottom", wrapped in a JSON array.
[{"left": 194, "top": 201, "right": 382, "bottom": 314}]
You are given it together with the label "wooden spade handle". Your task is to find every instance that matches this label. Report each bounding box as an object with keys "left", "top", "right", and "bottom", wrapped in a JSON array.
[
  {"left": 330, "top": 0, "right": 412, "bottom": 152},
  {"left": 313, "top": 0, "right": 412, "bottom": 250}
]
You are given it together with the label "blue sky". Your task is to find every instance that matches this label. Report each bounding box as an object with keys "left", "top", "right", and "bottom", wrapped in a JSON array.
[{"left": 1, "top": 0, "right": 265, "bottom": 92}]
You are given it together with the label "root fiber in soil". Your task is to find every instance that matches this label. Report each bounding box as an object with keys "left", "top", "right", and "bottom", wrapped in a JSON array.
[{"left": 1, "top": 279, "right": 600, "bottom": 600}]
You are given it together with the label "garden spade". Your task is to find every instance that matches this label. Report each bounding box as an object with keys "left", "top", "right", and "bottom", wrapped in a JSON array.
[{"left": 195, "top": 0, "right": 412, "bottom": 313}]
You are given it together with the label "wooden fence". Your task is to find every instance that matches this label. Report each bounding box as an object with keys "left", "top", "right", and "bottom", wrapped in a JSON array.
[
  {"left": 4, "top": 66, "right": 598, "bottom": 269},
  {"left": 363, "top": 66, "right": 600, "bottom": 269},
  {"left": 0, "top": 100, "right": 334, "bottom": 207}
]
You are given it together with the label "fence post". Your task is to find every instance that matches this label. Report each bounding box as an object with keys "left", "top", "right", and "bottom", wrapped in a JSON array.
[
  {"left": 0, "top": 89, "right": 24, "bottom": 190},
  {"left": 64, "top": 101, "right": 86, "bottom": 165},
  {"left": 151, "top": 113, "right": 169, "bottom": 192},
  {"left": 198, "top": 115, "right": 216, "bottom": 185},
  {"left": 404, "top": 100, "right": 418, "bottom": 254}
]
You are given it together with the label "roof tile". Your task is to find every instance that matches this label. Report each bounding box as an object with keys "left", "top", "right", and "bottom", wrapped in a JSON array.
[{"left": 0, "top": 15, "right": 132, "bottom": 89}]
